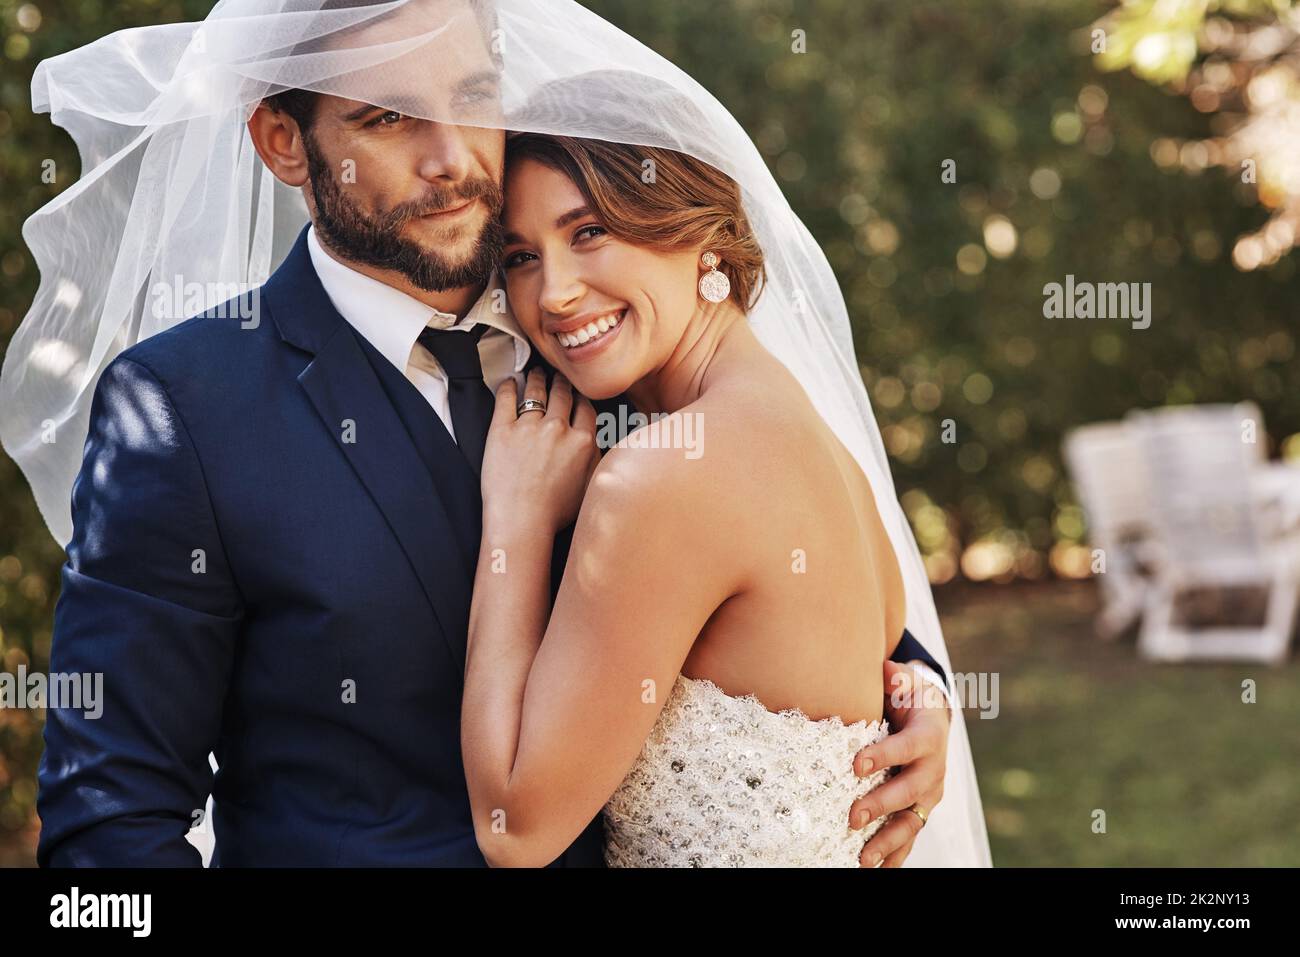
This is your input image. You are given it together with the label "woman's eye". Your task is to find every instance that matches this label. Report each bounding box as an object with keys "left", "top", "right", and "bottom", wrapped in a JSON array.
[
  {"left": 574, "top": 224, "right": 607, "bottom": 243},
  {"left": 502, "top": 250, "right": 536, "bottom": 269}
]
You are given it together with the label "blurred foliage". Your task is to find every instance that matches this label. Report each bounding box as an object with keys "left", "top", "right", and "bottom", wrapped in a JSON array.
[
  {"left": 1, "top": 0, "right": 1298, "bottom": 863},
  {"left": 1096, "top": 0, "right": 1300, "bottom": 269},
  {"left": 1094, "top": 0, "right": 1291, "bottom": 84}
]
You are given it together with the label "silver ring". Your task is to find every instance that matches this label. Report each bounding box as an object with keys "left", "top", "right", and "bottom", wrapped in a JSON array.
[{"left": 516, "top": 398, "right": 547, "bottom": 416}]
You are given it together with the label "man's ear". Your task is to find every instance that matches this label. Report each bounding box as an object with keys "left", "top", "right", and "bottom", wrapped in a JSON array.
[{"left": 247, "top": 102, "right": 310, "bottom": 188}]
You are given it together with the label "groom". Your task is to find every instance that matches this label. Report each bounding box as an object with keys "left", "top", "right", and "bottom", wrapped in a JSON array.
[{"left": 37, "top": 0, "right": 953, "bottom": 867}]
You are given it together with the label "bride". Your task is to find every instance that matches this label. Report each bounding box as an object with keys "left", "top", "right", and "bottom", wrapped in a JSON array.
[{"left": 464, "top": 129, "right": 925, "bottom": 867}]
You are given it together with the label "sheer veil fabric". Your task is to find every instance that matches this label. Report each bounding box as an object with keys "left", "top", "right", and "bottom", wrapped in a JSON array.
[{"left": 0, "top": 0, "right": 992, "bottom": 867}]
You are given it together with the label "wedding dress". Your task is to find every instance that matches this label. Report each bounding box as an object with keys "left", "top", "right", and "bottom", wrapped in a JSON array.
[{"left": 604, "top": 675, "right": 892, "bottom": 867}]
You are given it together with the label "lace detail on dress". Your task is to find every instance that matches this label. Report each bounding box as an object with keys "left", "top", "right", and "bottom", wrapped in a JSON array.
[{"left": 603, "top": 674, "right": 892, "bottom": 867}]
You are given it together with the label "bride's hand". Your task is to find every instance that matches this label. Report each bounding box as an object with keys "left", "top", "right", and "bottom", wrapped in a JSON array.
[{"left": 481, "top": 367, "right": 601, "bottom": 536}]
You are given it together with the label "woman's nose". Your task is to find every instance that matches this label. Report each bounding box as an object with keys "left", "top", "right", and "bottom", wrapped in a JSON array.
[{"left": 538, "top": 260, "right": 585, "bottom": 315}]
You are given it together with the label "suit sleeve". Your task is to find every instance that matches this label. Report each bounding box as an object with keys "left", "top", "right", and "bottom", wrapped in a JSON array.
[
  {"left": 37, "top": 355, "right": 243, "bottom": 867},
  {"left": 891, "top": 628, "right": 948, "bottom": 687}
]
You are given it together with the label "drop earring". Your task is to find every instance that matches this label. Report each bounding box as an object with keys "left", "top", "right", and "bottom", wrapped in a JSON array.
[{"left": 698, "top": 250, "right": 731, "bottom": 303}]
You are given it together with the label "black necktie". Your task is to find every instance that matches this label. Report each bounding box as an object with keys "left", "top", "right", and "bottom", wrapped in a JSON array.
[{"left": 417, "top": 324, "right": 495, "bottom": 475}]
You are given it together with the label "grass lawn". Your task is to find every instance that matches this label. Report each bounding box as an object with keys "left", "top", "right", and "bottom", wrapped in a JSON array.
[{"left": 938, "top": 581, "right": 1300, "bottom": 866}]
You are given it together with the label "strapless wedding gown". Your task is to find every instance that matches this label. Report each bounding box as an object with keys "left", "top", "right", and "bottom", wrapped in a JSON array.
[{"left": 603, "top": 674, "right": 892, "bottom": 867}]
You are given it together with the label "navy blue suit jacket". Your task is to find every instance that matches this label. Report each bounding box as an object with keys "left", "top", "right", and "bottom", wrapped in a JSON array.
[{"left": 36, "top": 226, "right": 945, "bottom": 867}]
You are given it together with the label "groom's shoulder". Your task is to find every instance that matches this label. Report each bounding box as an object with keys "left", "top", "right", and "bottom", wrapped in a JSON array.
[{"left": 114, "top": 289, "right": 280, "bottom": 378}]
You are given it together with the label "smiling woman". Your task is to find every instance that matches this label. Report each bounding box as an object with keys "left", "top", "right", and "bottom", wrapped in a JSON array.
[
  {"left": 503, "top": 133, "right": 767, "bottom": 311},
  {"left": 498, "top": 134, "right": 767, "bottom": 400},
  {"left": 463, "top": 108, "right": 963, "bottom": 866}
]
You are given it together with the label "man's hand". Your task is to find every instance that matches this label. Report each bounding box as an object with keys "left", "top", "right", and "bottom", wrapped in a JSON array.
[{"left": 849, "top": 659, "right": 951, "bottom": 868}]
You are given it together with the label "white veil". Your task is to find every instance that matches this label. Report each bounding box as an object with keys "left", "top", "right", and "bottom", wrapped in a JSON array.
[{"left": 0, "top": 0, "right": 991, "bottom": 867}]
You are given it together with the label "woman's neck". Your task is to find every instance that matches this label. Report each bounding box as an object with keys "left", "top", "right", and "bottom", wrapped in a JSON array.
[{"left": 626, "top": 300, "right": 752, "bottom": 415}]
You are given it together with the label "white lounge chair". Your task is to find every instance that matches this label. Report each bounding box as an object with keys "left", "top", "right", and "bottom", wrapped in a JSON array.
[{"left": 1127, "top": 403, "right": 1298, "bottom": 665}]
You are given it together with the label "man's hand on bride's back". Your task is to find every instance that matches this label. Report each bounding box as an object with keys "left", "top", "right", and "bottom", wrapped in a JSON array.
[
  {"left": 482, "top": 367, "right": 601, "bottom": 536},
  {"left": 848, "top": 659, "right": 952, "bottom": 868}
]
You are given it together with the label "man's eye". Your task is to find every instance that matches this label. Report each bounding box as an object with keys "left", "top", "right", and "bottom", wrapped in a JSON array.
[{"left": 370, "top": 110, "right": 404, "bottom": 127}]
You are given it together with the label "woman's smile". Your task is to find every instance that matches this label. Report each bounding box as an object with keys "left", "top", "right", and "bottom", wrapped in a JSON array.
[{"left": 548, "top": 307, "right": 627, "bottom": 363}]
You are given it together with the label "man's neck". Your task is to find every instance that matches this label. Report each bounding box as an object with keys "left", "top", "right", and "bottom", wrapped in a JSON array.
[{"left": 313, "top": 230, "right": 486, "bottom": 318}]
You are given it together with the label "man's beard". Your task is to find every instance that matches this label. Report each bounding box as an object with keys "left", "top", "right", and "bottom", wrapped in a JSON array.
[{"left": 304, "top": 134, "right": 505, "bottom": 293}]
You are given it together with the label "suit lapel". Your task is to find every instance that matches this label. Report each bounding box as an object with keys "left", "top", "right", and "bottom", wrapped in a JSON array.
[{"left": 263, "top": 226, "right": 473, "bottom": 679}]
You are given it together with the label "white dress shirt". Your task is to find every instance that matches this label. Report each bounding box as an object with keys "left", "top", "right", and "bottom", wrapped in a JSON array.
[{"left": 306, "top": 224, "right": 531, "bottom": 443}]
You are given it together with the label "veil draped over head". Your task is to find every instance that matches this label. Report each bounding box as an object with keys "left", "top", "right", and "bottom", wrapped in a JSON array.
[{"left": 0, "top": 0, "right": 991, "bottom": 866}]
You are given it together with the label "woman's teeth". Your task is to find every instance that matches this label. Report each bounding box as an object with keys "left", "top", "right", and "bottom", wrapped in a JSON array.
[{"left": 554, "top": 311, "right": 623, "bottom": 349}]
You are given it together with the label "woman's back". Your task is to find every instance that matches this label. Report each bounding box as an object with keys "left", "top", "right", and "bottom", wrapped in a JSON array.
[
  {"left": 602, "top": 340, "right": 905, "bottom": 865},
  {"left": 669, "top": 331, "right": 906, "bottom": 727}
]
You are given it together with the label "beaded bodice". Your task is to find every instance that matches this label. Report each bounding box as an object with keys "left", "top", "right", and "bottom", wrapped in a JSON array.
[{"left": 603, "top": 674, "right": 892, "bottom": 867}]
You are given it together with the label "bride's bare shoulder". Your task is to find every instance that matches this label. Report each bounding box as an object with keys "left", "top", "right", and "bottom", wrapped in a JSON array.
[
  {"left": 591, "top": 367, "right": 827, "bottom": 517},
  {"left": 699, "top": 371, "right": 831, "bottom": 466}
]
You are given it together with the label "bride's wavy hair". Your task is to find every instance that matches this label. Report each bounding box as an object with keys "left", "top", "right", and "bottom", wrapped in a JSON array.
[{"left": 504, "top": 132, "right": 767, "bottom": 312}]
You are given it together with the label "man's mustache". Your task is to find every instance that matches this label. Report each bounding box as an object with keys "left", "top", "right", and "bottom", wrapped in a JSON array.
[{"left": 383, "top": 178, "right": 504, "bottom": 226}]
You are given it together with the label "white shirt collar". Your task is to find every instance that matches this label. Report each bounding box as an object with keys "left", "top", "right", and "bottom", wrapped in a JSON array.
[{"left": 306, "top": 223, "right": 530, "bottom": 373}]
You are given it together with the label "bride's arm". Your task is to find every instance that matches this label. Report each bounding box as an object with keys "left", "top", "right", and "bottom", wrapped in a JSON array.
[{"left": 462, "top": 371, "right": 740, "bottom": 867}]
